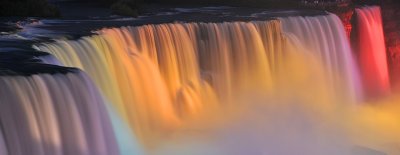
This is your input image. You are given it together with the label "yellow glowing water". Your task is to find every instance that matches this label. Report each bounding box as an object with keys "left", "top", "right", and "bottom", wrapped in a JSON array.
[{"left": 35, "top": 13, "right": 400, "bottom": 154}]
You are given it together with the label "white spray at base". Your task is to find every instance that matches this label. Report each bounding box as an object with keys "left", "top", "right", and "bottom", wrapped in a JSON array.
[{"left": 29, "top": 7, "right": 400, "bottom": 155}]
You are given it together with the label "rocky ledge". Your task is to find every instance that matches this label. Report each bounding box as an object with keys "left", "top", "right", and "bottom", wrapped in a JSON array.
[
  {"left": 381, "top": 1, "right": 400, "bottom": 90},
  {"left": 0, "top": 51, "right": 76, "bottom": 76}
]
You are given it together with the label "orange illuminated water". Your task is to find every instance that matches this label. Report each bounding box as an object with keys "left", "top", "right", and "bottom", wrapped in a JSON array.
[{"left": 32, "top": 9, "right": 400, "bottom": 154}]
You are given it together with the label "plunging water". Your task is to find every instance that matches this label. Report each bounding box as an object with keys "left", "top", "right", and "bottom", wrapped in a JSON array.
[
  {"left": 353, "top": 6, "right": 390, "bottom": 97},
  {"left": 35, "top": 13, "right": 361, "bottom": 148},
  {"left": 280, "top": 14, "right": 362, "bottom": 102},
  {"left": 26, "top": 6, "right": 400, "bottom": 154},
  {"left": 0, "top": 71, "right": 119, "bottom": 155}
]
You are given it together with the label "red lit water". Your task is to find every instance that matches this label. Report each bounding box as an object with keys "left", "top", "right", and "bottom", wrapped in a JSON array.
[{"left": 354, "top": 6, "right": 390, "bottom": 97}]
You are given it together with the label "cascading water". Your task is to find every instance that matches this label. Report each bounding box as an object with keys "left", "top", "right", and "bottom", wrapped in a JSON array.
[
  {"left": 0, "top": 71, "right": 119, "bottom": 155},
  {"left": 0, "top": 3, "right": 398, "bottom": 154},
  {"left": 0, "top": 127, "right": 6, "bottom": 155},
  {"left": 34, "top": 13, "right": 367, "bottom": 153},
  {"left": 38, "top": 54, "right": 63, "bottom": 66},
  {"left": 280, "top": 14, "right": 362, "bottom": 102},
  {"left": 352, "top": 6, "right": 390, "bottom": 97}
]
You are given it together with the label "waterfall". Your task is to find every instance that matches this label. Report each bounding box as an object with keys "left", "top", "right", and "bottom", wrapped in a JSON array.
[
  {"left": 280, "top": 13, "right": 362, "bottom": 102},
  {"left": 35, "top": 13, "right": 363, "bottom": 149},
  {"left": 38, "top": 54, "right": 63, "bottom": 66},
  {"left": 0, "top": 71, "right": 119, "bottom": 155},
  {"left": 352, "top": 6, "right": 390, "bottom": 97},
  {"left": 0, "top": 126, "right": 7, "bottom": 155}
]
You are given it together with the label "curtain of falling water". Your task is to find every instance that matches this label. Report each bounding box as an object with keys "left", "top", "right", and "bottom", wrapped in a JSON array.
[
  {"left": 280, "top": 13, "right": 363, "bottom": 102},
  {"left": 38, "top": 54, "right": 63, "bottom": 66},
  {"left": 0, "top": 127, "right": 7, "bottom": 155},
  {"left": 35, "top": 21, "right": 283, "bottom": 145},
  {"left": 0, "top": 71, "right": 119, "bottom": 155},
  {"left": 39, "top": 52, "right": 145, "bottom": 155},
  {"left": 353, "top": 6, "right": 390, "bottom": 97},
  {"left": 35, "top": 15, "right": 361, "bottom": 148}
]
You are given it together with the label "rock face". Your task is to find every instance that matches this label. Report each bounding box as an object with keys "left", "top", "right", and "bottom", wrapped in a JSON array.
[
  {"left": 336, "top": 9, "right": 354, "bottom": 39},
  {"left": 0, "top": 51, "right": 76, "bottom": 76},
  {"left": 381, "top": 1, "right": 400, "bottom": 90}
]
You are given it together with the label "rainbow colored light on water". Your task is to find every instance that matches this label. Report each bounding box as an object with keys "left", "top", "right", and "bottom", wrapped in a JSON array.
[{"left": 0, "top": 5, "right": 399, "bottom": 155}]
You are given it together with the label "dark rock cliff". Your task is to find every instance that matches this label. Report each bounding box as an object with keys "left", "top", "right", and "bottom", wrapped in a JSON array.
[{"left": 381, "top": 1, "right": 400, "bottom": 90}]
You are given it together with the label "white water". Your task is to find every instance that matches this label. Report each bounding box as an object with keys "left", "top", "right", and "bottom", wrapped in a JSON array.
[
  {"left": 34, "top": 13, "right": 368, "bottom": 154},
  {"left": 0, "top": 71, "right": 119, "bottom": 155},
  {"left": 39, "top": 54, "right": 63, "bottom": 66},
  {"left": 280, "top": 13, "right": 362, "bottom": 102}
]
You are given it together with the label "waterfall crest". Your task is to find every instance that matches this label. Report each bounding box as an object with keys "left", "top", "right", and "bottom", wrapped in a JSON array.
[{"left": 36, "top": 13, "right": 362, "bottom": 148}]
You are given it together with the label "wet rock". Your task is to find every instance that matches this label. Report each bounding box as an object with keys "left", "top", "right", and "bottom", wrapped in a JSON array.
[{"left": 0, "top": 50, "right": 77, "bottom": 76}]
